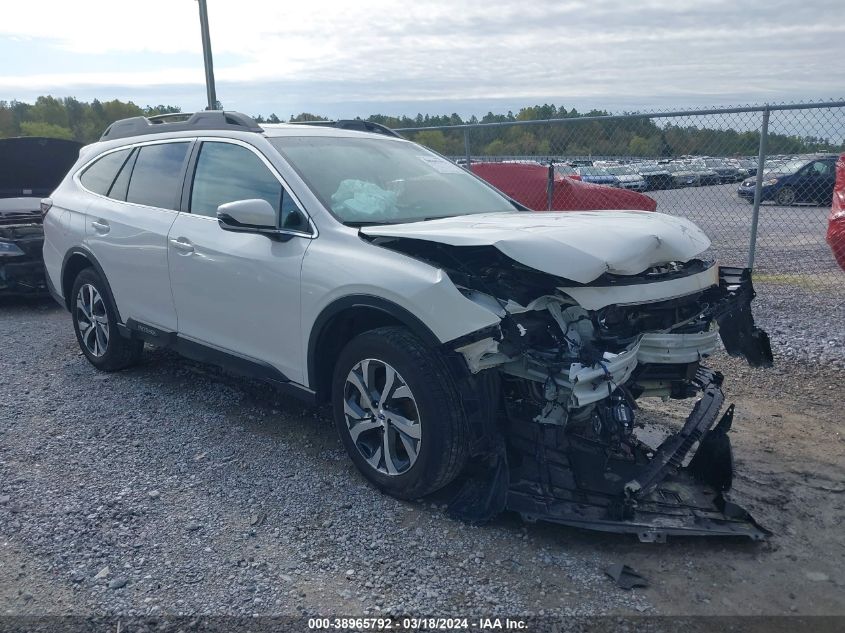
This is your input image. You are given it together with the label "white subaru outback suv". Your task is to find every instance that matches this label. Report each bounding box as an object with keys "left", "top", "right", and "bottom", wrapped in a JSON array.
[{"left": 43, "top": 111, "right": 773, "bottom": 542}]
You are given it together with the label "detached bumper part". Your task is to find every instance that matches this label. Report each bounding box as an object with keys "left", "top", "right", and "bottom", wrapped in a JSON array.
[
  {"left": 450, "top": 369, "right": 770, "bottom": 542},
  {"left": 715, "top": 267, "right": 773, "bottom": 368}
]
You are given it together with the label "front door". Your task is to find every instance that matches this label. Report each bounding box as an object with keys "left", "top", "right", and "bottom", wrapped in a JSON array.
[{"left": 166, "top": 140, "right": 312, "bottom": 384}]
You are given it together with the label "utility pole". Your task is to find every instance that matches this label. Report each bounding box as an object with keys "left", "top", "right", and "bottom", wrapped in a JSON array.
[{"left": 197, "top": 0, "right": 218, "bottom": 110}]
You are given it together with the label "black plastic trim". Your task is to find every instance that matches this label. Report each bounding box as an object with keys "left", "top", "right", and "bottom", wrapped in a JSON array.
[
  {"left": 45, "top": 268, "right": 64, "bottom": 308},
  {"left": 100, "top": 111, "right": 264, "bottom": 142},
  {"left": 60, "top": 247, "right": 122, "bottom": 322},
  {"left": 307, "top": 295, "right": 441, "bottom": 390},
  {"left": 289, "top": 120, "right": 404, "bottom": 139},
  {"left": 122, "top": 319, "right": 317, "bottom": 405}
]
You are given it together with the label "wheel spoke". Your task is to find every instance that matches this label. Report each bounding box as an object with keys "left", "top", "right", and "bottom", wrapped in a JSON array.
[
  {"left": 378, "top": 365, "right": 396, "bottom": 408},
  {"left": 83, "top": 322, "right": 97, "bottom": 347},
  {"left": 387, "top": 412, "right": 421, "bottom": 439},
  {"left": 347, "top": 369, "right": 375, "bottom": 412},
  {"left": 392, "top": 385, "right": 413, "bottom": 400},
  {"left": 76, "top": 297, "right": 91, "bottom": 320},
  {"left": 399, "top": 433, "right": 419, "bottom": 464},
  {"left": 344, "top": 398, "right": 369, "bottom": 421},
  {"left": 382, "top": 428, "right": 398, "bottom": 475},
  {"left": 348, "top": 418, "right": 381, "bottom": 442},
  {"left": 364, "top": 444, "right": 383, "bottom": 470},
  {"left": 97, "top": 323, "right": 109, "bottom": 351}
]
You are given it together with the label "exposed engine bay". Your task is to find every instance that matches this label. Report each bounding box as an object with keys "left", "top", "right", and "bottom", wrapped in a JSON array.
[
  {"left": 370, "top": 235, "right": 774, "bottom": 542},
  {"left": 0, "top": 205, "right": 47, "bottom": 296}
]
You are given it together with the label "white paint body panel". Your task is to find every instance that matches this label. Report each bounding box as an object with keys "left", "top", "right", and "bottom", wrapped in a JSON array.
[
  {"left": 84, "top": 195, "right": 180, "bottom": 330},
  {"left": 360, "top": 211, "right": 711, "bottom": 284},
  {"left": 300, "top": 229, "right": 502, "bottom": 356},
  {"left": 557, "top": 265, "right": 720, "bottom": 310},
  {"left": 167, "top": 213, "right": 309, "bottom": 384}
]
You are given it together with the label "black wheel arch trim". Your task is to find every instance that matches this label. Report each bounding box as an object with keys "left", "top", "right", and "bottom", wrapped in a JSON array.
[
  {"left": 60, "top": 247, "right": 123, "bottom": 323},
  {"left": 307, "top": 294, "right": 443, "bottom": 392}
]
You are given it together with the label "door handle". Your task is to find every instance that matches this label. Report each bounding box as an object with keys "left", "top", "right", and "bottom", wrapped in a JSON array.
[
  {"left": 169, "top": 237, "right": 195, "bottom": 254},
  {"left": 91, "top": 220, "right": 110, "bottom": 234}
]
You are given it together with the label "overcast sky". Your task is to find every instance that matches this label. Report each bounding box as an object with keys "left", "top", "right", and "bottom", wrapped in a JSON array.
[{"left": 0, "top": 0, "right": 843, "bottom": 119}]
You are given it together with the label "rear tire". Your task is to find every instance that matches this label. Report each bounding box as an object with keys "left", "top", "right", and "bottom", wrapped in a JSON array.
[
  {"left": 331, "top": 326, "right": 468, "bottom": 500},
  {"left": 71, "top": 268, "right": 143, "bottom": 372}
]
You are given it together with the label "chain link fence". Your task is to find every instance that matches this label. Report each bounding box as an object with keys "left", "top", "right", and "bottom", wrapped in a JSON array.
[{"left": 395, "top": 101, "right": 845, "bottom": 307}]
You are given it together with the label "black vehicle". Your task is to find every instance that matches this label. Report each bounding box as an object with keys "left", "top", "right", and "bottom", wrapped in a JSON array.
[
  {"left": 704, "top": 159, "right": 741, "bottom": 183},
  {"left": 738, "top": 156, "right": 838, "bottom": 205},
  {"left": 637, "top": 163, "right": 676, "bottom": 190},
  {"left": 0, "top": 137, "right": 82, "bottom": 295}
]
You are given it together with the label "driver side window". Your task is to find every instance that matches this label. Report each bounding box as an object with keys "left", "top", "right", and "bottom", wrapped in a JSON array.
[
  {"left": 190, "top": 141, "right": 309, "bottom": 232},
  {"left": 811, "top": 161, "right": 831, "bottom": 177}
]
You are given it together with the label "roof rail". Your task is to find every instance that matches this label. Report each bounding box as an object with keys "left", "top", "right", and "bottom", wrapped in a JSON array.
[
  {"left": 99, "top": 110, "right": 264, "bottom": 142},
  {"left": 289, "top": 119, "right": 404, "bottom": 139}
]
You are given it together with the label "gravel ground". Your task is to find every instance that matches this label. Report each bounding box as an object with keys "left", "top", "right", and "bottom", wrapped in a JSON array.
[{"left": 1, "top": 295, "right": 844, "bottom": 620}]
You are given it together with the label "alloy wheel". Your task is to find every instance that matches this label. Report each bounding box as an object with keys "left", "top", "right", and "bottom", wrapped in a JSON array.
[
  {"left": 776, "top": 187, "right": 796, "bottom": 205},
  {"left": 342, "top": 359, "right": 422, "bottom": 476},
  {"left": 76, "top": 283, "right": 109, "bottom": 357}
]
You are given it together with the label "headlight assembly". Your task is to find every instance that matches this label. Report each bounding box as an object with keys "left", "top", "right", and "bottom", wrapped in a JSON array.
[{"left": 0, "top": 241, "right": 25, "bottom": 256}]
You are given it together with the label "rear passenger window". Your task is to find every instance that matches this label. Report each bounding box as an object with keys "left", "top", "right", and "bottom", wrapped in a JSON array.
[
  {"left": 126, "top": 142, "right": 190, "bottom": 210},
  {"left": 106, "top": 148, "right": 137, "bottom": 201},
  {"left": 80, "top": 149, "right": 132, "bottom": 196},
  {"left": 190, "top": 142, "right": 283, "bottom": 218}
]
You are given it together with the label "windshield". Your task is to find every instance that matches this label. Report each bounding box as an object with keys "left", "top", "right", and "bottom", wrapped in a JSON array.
[
  {"left": 704, "top": 159, "right": 727, "bottom": 168},
  {"left": 269, "top": 136, "right": 517, "bottom": 224}
]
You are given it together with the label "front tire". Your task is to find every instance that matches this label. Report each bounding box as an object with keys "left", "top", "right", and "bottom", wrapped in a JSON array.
[
  {"left": 331, "top": 326, "right": 468, "bottom": 500},
  {"left": 71, "top": 268, "right": 143, "bottom": 371},
  {"left": 775, "top": 187, "right": 796, "bottom": 206}
]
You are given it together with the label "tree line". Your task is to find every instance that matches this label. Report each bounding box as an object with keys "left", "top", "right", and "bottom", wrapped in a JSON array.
[
  {"left": 0, "top": 96, "right": 181, "bottom": 143},
  {"left": 2, "top": 97, "right": 839, "bottom": 158}
]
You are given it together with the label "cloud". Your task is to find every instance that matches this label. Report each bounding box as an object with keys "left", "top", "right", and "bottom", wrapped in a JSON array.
[{"left": 0, "top": 0, "right": 843, "bottom": 115}]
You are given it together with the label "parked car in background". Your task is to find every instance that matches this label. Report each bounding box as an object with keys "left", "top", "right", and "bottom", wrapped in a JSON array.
[
  {"left": 666, "top": 162, "right": 700, "bottom": 187},
  {"left": 0, "top": 137, "right": 82, "bottom": 295},
  {"left": 688, "top": 161, "right": 722, "bottom": 186},
  {"left": 737, "top": 156, "right": 837, "bottom": 205},
  {"left": 552, "top": 162, "right": 581, "bottom": 180},
  {"left": 637, "top": 163, "right": 676, "bottom": 190},
  {"left": 605, "top": 165, "right": 647, "bottom": 191},
  {"left": 470, "top": 162, "right": 656, "bottom": 211},
  {"left": 738, "top": 159, "right": 759, "bottom": 178},
  {"left": 703, "top": 159, "right": 741, "bottom": 183},
  {"left": 576, "top": 165, "right": 619, "bottom": 187},
  {"left": 826, "top": 153, "right": 845, "bottom": 270},
  {"left": 42, "top": 110, "right": 772, "bottom": 540}
]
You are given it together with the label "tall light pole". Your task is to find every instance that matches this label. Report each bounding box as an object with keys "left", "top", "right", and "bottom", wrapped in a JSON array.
[{"left": 197, "top": 0, "right": 218, "bottom": 110}]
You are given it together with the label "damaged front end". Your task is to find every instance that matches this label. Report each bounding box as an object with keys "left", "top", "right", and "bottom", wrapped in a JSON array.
[
  {"left": 0, "top": 207, "right": 47, "bottom": 296},
  {"left": 443, "top": 255, "right": 773, "bottom": 542}
]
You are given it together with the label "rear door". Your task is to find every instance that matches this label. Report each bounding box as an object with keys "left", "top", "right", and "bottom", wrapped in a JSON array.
[
  {"left": 82, "top": 140, "right": 192, "bottom": 330},
  {"left": 166, "top": 139, "right": 312, "bottom": 384}
]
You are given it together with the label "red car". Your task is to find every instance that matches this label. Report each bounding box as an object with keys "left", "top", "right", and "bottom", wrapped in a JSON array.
[
  {"left": 826, "top": 153, "right": 845, "bottom": 271},
  {"left": 470, "top": 162, "right": 657, "bottom": 212}
]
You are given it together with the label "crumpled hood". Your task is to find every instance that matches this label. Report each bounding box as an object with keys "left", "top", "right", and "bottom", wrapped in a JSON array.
[{"left": 361, "top": 211, "right": 711, "bottom": 283}]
